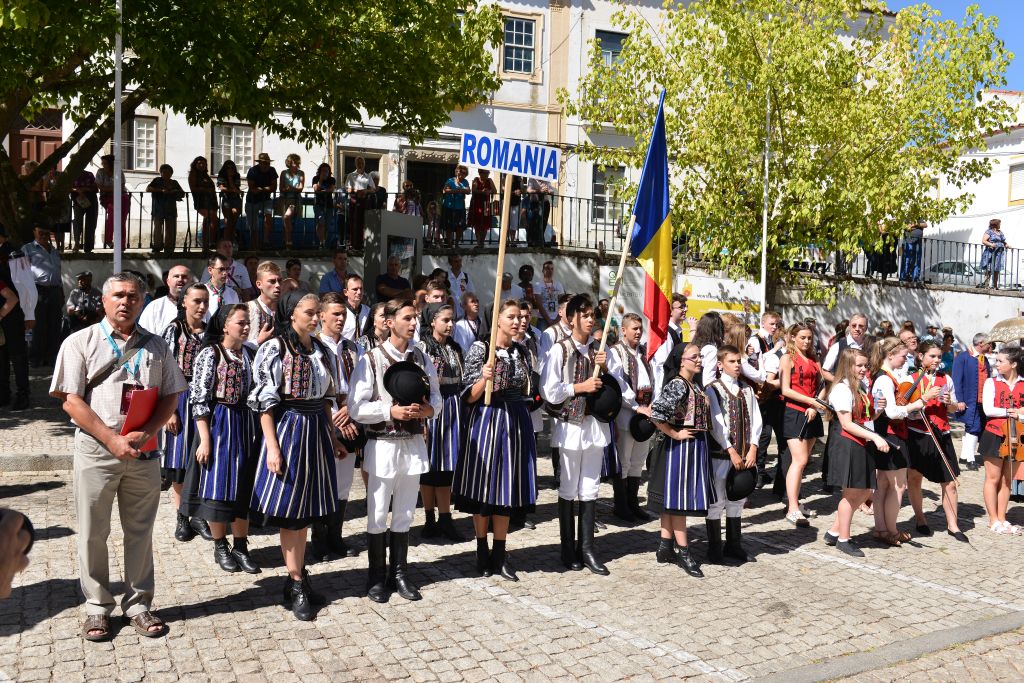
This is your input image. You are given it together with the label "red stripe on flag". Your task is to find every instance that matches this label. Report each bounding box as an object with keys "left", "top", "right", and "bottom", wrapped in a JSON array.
[{"left": 644, "top": 273, "right": 670, "bottom": 361}]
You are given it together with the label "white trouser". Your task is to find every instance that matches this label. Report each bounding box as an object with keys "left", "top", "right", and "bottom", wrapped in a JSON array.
[
  {"left": 559, "top": 446, "right": 604, "bottom": 501},
  {"left": 961, "top": 432, "right": 978, "bottom": 464},
  {"left": 707, "top": 458, "right": 745, "bottom": 520},
  {"left": 366, "top": 472, "right": 420, "bottom": 534},
  {"left": 616, "top": 427, "right": 648, "bottom": 479},
  {"left": 335, "top": 454, "right": 356, "bottom": 501}
]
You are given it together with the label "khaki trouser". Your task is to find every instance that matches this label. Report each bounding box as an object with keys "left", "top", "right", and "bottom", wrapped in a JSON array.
[{"left": 73, "top": 448, "right": 161, "bottom": 617}]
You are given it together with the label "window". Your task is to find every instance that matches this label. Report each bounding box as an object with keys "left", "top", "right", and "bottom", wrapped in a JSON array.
[
  {"left": 1010, "top": 162, "right": 1024, "bottom": 206},
  {"left": 503, "top": 17, "right": 535, "bottom": 74},
  {"left": 596, "top": 30, "right": 626, "bottom": 67},
  {"left": 212, "top": 123, "right": 254, "bottom": 172},
  {"left": 121, "top": 116, "right": 157, "bottom": 171},
  {"left": 592, "top": 165, "right": 625, "bottom": 224}
]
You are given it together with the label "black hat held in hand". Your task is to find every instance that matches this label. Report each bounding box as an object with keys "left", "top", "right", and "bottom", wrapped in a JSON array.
[
  {"left": 586, "top": 372, "right": 622, "bottom": 423},
  {"left": 726, "top": 466, "right": 757, "bottom": 501},
  {"left": 384, "top": 361, "right": 431, "bottom": 406},
  {"left": 628, "top": 412, "right": 657, "bottom": 442}
]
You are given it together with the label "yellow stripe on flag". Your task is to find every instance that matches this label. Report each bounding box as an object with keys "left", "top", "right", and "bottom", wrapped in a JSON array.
[{"left": 636, "top": 216, "right": 673, "bottom": 301}]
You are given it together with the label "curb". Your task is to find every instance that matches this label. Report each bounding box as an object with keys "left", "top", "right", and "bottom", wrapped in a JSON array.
[{"left": 0, "top": 453, "right": 73, "bottom": 472}]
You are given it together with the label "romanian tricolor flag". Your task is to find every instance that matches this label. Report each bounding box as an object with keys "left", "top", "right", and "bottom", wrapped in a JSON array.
[{"left": 629, "top": 90, "right": 673, "bottom": 360}]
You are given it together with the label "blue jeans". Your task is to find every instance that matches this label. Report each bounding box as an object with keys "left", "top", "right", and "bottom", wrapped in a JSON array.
[{"left": 899, "top": 239, "right": 922, "bottom": 281}]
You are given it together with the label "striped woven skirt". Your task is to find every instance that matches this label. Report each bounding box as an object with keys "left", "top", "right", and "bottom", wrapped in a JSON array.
[
  {"left": 601, "top": 421, "right": 622, "bottom": 479},
  {"left": 251, "top": 401, "right": 339, "bottom": 530},
  {"left": 646, "top": 432, "right": 715, "bottom": 517},
  {"left": 181, "top": 404, "right": 258, "bottom": 523},
  {"left": 426, "top": 387, "right": 462, "bottom": 473},
  {"left": 162, "top": 388, "right": 195, "bottom": 482},
  {"left": 453, "top": 397, "right": 537, "bottom": 515}
]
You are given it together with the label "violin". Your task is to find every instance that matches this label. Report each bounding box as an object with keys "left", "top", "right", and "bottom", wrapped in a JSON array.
[
  {"left": 895, "top": 374, "right": 924, "bottom": 406},
  {"left": 1000, "top": 405, "right": 1024, "bottom": 461}
]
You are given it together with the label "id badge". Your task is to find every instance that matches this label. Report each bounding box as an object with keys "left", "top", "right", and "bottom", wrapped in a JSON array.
[{"left": 120, "top": 383, "right": 144, "bottom": 415}]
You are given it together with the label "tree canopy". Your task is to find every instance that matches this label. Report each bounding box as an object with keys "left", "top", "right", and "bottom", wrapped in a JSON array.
[
  {"left": 562, "top": 0, "right": 1015, "bottom": 299},
  {"left": 0, "top": 0, "right": 502, "bottom": 241}
]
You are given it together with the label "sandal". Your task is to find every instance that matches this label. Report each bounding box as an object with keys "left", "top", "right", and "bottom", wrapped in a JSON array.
[
  {"left": 123, "top": 611, "right": 168, "bottom": 638},
  {"left": 82, "top": 614, "right": 111, "bottom": 642},
  {"left": 872, "top": 530, "right": 901, "bottom": 547},
  {"left": 786, "top": 511, "right": 810, "bottom": 528},
  {"left": 896, "top": 530, "right": 912, "bottom": 543}
]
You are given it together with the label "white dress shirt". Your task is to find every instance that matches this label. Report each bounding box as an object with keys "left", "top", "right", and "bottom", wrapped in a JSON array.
[
  {"left": 872, "top": 370, "right": 925, "bottom": 421},
  {"left": 200, "top": 259, "right": 252, "bottom": 293},
  {"left": 138, "top": 295, "right": 179, "bottom": 335},
  {"left": 203, "top": 282, "right": 240, "bottom": 320},
  {"left": 447, "top": 270, "right": 474, "bottom": 319},
  {"left": 341, "top": 302, "right": 370, "bottom": 341},
  {"left": 607, "top": 342, "right": 653, "bottom": 433},
  {"left": 706, "top": 373, "right": 763, "bottom": 451},
  {"left": 822, "top": 334, "right": 862, "bottom": 374},
  {"left": 540, "top": 337, "right": 611, "bottom": 450},
  {"left": 454, "top": 317, "right": 482, "bottom": 356},
  {"left": 982, "top": 375, "right": 1024, "bottom": 418},
  {"left": 651, "top": 321, "right": 683, "bottom": 398}
]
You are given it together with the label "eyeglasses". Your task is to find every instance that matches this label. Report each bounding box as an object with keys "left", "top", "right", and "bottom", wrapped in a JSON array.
[{"left": 682, "top": 355, "right": 701, "bottom": 362}]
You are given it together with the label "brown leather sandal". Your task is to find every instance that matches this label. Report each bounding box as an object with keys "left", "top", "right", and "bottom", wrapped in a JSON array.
[
  {"left": 123, "top": 611, "right": 167, "bottom": 638},
  {"left": 896, "top": 530, "right": 912, "bottom": 543},
  {"left": 82, "top": 614, "right": 111, "bottom": 642},
  {"left": 872, "top": 530, "right": 901, "bottom": 547}
]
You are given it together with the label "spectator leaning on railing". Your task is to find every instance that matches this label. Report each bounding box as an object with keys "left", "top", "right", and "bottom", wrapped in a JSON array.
[
  {"left": 216, "top": 160, "right": 243, "bottom": 244},
  {"left": 899, "top": 221, "right": 925, "bottom": 283},
  {"left": 188, "top": 156, "right": 218, "bottom": 252},
  {"left": 345, "top": 157, "right": 375, "bottom": 250},
  {"left": 146, "top": 164, "right": 185, "bottom": 255},
  {"left": 441, "top": 165, "right": 470, "bottom": 248},
  {"left": 979, "top": 218, "right": 1007, "bottom": 290}
]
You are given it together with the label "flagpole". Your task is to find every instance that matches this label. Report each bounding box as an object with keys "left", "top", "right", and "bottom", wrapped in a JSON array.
[
  {"left": 484, "top": 172, "right": 515, "bottom": 405},
  {"left": 113, "top": 0, "right": 123, "bottom": 273},
  {"left": 592, "top": 215, "right": 637, "bottom": 378}
]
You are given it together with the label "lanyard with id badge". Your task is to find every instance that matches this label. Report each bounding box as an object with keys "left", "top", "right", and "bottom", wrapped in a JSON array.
[{"left": 101, "top": 320, "right": 160, "bottom": 454}]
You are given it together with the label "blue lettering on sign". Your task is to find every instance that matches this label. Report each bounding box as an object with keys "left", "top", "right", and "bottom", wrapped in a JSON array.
[
  {"left": 461, "top": 134, "right": 478, "bottom": 165},
  {"left": 492, "top": 139, "right": 510, "bottom": 169},
  {"left": 544, "top": 152, "right": 558, "bottom": 180},
  {"left": 459, "top": 132, "right": 559, "bottom": 182},
  {"left": 523, "top": 145, "right": 539, "bottom": 177},
  {"left": 509, "top": 144, "right": 522, "bottom": 173},
  {"left": 477, "top": 136, "right": 492, "bottom": 166}
]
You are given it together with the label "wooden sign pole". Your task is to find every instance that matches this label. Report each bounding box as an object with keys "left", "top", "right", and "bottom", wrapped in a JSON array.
[
  {"left": 484, "top": 172, "right": 515, "bottom": 405},
  {"left": 592, "top": 215, "right": 637, "bottom": 378}
]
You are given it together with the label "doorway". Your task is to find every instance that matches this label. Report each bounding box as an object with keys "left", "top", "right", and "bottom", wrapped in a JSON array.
[{"left": 406, "top": 160, "right": 455, "bottom": 210}]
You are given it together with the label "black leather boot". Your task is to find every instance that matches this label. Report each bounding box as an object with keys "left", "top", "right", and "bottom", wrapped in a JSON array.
[
  {"left": 705, "top": 519, "right": 724, "bottom": 564},
  {"left": 490, "top": 539, "right": 518, "bottom": 582},
  {"left": 676, "top": 546, "right": 704, "bottom": 577},
  {"left": 724, "top": 517, "right": 748, "bottom": 563},
  {"left": 421, "top": 509, "right": 438, "bottom": 539},
  {"left": 656, "top": 538, "right": 676, "bottom": 564},
  {"left": 308, "top": 519, "right": 330, "bottom": 563},
  {"left": 388, "top": 532, "right": 422, "bottom": 601},
  {"left": 366, "top": 532, "right": 389, "bottom": 603},
  {"left": 551, "top": 448, "right": 561, "bottom": 490},
  {"left": 437, "top": 513, "right": 465, "bottom": 542},
  {"left": 475, "top": 537, "right": 491, "bottom": 577},
  {"left": 289, "top": 578, "right": 313, "bottom": 621},
  {"left": 213, "top": 538, "right": 240, "bottom": 572},
  {"left": 302, "top": 567, "right": 326, "bottom": 605},
  {"left": 174, "top": 513, "right": 195, "bottom": 542},
  {"left": 190, "top": 517, "right": 214, "bottom": 541},
  {"left": 10, "top": 392, "right": 29, "bottom": 411},
  {"left": 231, "top": 537, "right": 261, "bottom": 574},
  {"left": 578, "top": 500, "right": 609, "bottom": 575},
  {"left": 611, "top": 478, "right": 635, "bottom": 523},
  {"left": 628, "top": 477, "right": 653, "bottom": 522},
  {"left": 327, "top": 501, "right": 358, "bottom": 558},
  {"left": 558, "top": 498, "right": 582, "bottom": 571}
]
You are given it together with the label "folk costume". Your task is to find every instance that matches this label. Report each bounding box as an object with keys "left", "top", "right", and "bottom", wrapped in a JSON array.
[
  {"left": 906, "top": 370, "right": 960, "bottom": 484},
  {"left": 825, "top": 381, "right": 878, "bottom": 492},
  {"left": 608, "top": 340, "right": 655, "bottom": 522},
  {"left": 348, "top": 338, "right": 442, "bottom": 602},
  {"left": 870, "top": 369, "right": 913, "bottom": 471},
  {"left": 979, "top": 375, "right": 1024, "bottom": 461}
]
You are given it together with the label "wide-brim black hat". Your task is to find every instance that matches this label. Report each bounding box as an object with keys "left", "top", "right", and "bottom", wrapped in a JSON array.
[
  {"left": 586, "top": 372, "right": 622, "bottom": 423},
  {"left": 629, "top": 412, "right": 656, "bottom": 442},
  {"left": 383, "top": 360, "right": 430, "bottom": 405},
  {"left": 726, "top": 466, "right": 757, "bottom": 501}
]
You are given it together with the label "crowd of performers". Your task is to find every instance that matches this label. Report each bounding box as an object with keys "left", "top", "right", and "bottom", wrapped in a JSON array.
[{"left": 157, "top": 263, "right": 1022, "bottom": 621}]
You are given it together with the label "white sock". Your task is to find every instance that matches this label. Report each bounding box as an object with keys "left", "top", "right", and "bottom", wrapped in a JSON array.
[{"left": 961, "top": 433, "right": 978, "bottom": 463}]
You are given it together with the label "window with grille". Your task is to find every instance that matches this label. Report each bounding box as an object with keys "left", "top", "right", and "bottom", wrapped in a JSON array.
[
  {"left": 1010, "top": 162, "right": 1024, "bottom": 205},
  {"left": 121, "top": 116, "right": 157, "bottom": 171},
  {"left": 212, "top": 123, "right": 254, "bottom": 173},
  {"left": 503, "top": 18, "right": 535, "bottom": 74},
  {"left": 592, "top": 165, "right": 625, "bottom": 224}
]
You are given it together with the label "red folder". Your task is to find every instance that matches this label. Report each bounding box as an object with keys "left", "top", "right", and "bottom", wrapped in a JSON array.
[{"left": 120, "top": 387, "right": 159, "bottom": 452}]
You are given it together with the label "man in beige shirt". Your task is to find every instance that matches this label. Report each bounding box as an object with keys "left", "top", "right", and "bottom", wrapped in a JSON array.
[{"left": 50, "top": 272, "right": 186, "bottom": 642}]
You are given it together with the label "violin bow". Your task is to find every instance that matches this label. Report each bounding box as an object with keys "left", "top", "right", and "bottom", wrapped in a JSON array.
[{"left": 914, "top": 372, "right": 960, "bottom": 487}]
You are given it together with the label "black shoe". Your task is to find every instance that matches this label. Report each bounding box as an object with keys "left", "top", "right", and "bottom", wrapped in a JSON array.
[
  {"left": 490, "top": 541, "right": 519, "bottom": 582},
  {"left": 301, "top": 568, "right": 326, "bottom": 606},
  {"left": 437, "top": 513, "right": 465, "bottom": 543},
  {"left": 757, "top": 473, "right": 773, "bottom": 489},
  {"left": 627, "top": 477, "right": 654, "bottom": 522},
  {"left": 174, "top": 513, "right": 195, "bottom": 542},
  {"left": 213, "top": 538, "right": 240, "bottom": 572},
  {"left": 837, "top": 540, "right": 865, "bottom": 557},
  {"left": 578, "top": 500, "right": 609, "bottom": 576},
  {"left": 366, "top": 532, "right": 389, "bottom": 603},
  {"left": 656, "top": 539, "right": 676, "bottom": 564},
  {"left": 558, "top": 498, "right": 583, "bottom": 571},
  {"left": 611, "top": 478, "right": 636, "bottom": 523},
  {"left": 308, "top": 520, "right": 330, "bottom": 563},
  {"left": 705, "top": 519, "right": 724, "bottom": 564},
  {"left": 190, "top": 517, "right": 214, "bottom": 541},
  {"left": 231, "top": 537, "right": 261, "bottom": 574},
  {"left": 289, "top": 580, "right": 313, "bottom": 621},
  {"left": 966, "top": 461, "right": 979, "bottom": 472},
  {"left": 823, "top": 531, "right": 839, "bottom": 546},
  {"left": 948, "top": 530, "right": 969, "bottom": 543},
  {"left": 676, "top": 546, "right": 704, "bottom": 577},
  {"left": 915, "top": 523, "right": 933, "bottom": 537},
  {"left": 475, "top": 537, "right": 491, "bottom": 577},
  {"left": 10, "top": 394, "right": 29, "bottom": 411},
  {"left": 421, "top": 511, "right": 439, "bottom": 539},
  {"left": 388, "top": 532, "right": 421, "bottom": 601},
  {"left": 327, "top": 502, "right": 358, "bottom": 558},
  {"left": 723, "top": 517, "right": 748, "bottom": 563}
]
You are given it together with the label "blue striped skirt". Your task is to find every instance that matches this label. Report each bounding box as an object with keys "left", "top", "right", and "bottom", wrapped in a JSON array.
[
  {"left": 162, "top": 388, "right": 195, "bottom": 478},
  {"left": 427, "top": 389, "right": 462, "bottom": 473},
  {"left": 251, "top": 402, "right": 339, "bottom": 529},
  {"left": 453, "top": 398, "right": 537, "bottom": 515},
  {"left": 647, "top": 432, "right": 715, "bottom": 517},
  {"left": 197, "top": 403, "right": 256, "bottom": 502}
]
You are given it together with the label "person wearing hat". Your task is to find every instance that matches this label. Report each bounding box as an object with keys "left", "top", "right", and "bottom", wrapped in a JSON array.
[
  {"left": 416, "top": 302, "right": 466, "bottom": 543},
  {"left": 249, "top": 292, "right": 346, "bottom": 620},
  {"left": 65, "top": 271, "right": 103, "bottom": 333},
  {"left": 607, "top": 313, "right": 655, "bottom": 524},
  {"left": 311, "top": 292, "right": 363, "bottom": 561},
  {"left": 647, "top": 342, "right": 714, "bottom": 577},
  {"left": 245, "top": 153, "right": 279, "bottom": 251},
  {"left": 540, "top": 294, "right": 614, "bottom": 575},
  {"left": 704, "top": 345, "right": 762, "bottom": 564},
  {"left": 180, "top": 304, "right": 261, "bottom": 573},
  {"left": 347, "top": 298, "right": 441, "bottom": 603},
  {"left": 454, "top": 299, "right": 538, "bottom": 580},
  {"left": 979, "top": 218, "right": 1007, "bottom": 290}
]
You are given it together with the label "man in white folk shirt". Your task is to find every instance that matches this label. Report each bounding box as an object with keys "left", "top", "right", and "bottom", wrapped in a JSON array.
[
  {"left": 138, "top": 265, "right": 192, "bottom": 334},
  {"left": 540, "top": 291, "right": 574, "bottom": 489},
  {"left": 446, "top": 253, "right": 474, "bottom": 319},
  {"left": 200, "top": 238, "right": 254, "bottom": 301},
  {"left": 341, "top": 274, "right": 370, "bottom": 341},
  {"left": 747, "top": 310, "right": 787, "bottom": 487},
  {"left": 245, "top": 261, "right": 282, "bottom": 347},
  {"left": 312, "top": 292, "right": 363, "bottom": 561},
  {"left": 203, "top": 254, "right": 240, "bottom": 321},
  {"left": 651, "top": 293, "right": 688, "bottom": 397},
  {"left": 453, "top": 292, "right": 482, "bottom": 356}
]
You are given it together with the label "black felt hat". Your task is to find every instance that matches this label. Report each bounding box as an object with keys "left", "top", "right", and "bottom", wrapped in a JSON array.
[
  {"left": 628, "top": 413, "right": 657, "bottom": 442},
  {"left": 383, "top": 360, "right": 430, "bottom": 405},
  {"left": 726, "top": 466, "right": 757, "bottom": 501},
  {"left": 585, "top": 372, "right": 622, "bottom": 423}
]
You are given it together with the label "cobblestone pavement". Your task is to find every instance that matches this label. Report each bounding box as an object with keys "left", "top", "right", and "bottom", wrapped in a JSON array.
[
  {"left": 0, "top": 370, "right": 74, "bottom": 462},
  {"left": 1, "top": 402, "right": 1023, "bottom": 681}
]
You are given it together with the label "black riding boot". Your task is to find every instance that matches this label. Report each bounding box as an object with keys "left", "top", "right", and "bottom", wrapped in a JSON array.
[
  {"left": 489, "top": 539, "right": 518, "bottom": 582},
  {"left": 309, "top": 519, "right": 330, "bottom": 563},
  {"left": 577, "top": 500, "right": 609, "bottom": 575},
  {"left": 366, "top": 532, "right": 389, "bottom": 603},
  {"left": 627, "top": 477, "right": 653, "bottom": 521},
  {"left": 437, "top": 512, "right": 465, "bottom": 542},
  {"left": 724, "top": 517, "right": 749, "bottom": 563},
  {"left": 213, "top": 538, "right": 240, "bottom": 572},
  {"left": 677, "top": 546, "right": 704, "bottom": 577},
  {"left": 421, "top": 509, "right": 438, "bottom": 539},
  {"left": 705, "top": 519, "right": 724, "bottom": 564},
  {"left": 611, "top": 477, "right": 635, "bottom": 523},
  {"left": 327, "top": 501, "right": 357, "bottom": 557},
  {"left": 388, "top": 532, "right": 422, "bottom": 601},
  {"left": 231, "top": 537, "right": 261, "bottom": 574},
  {"left": 551, "top": 448, "right": 561, "bottom": 490},
  {"left": 558, "top": 498, "right": 582, "bottom": 571},
  {"left": 289, "top": 578, "right": 313, "bottom": 621}
]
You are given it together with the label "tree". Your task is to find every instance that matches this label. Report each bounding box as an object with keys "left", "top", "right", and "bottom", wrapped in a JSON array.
[
  {"left": 562, "top": 0, "right": 1015, "bottom": 300},
  {"left": 0, "top": 0, "right": 502, "bottom": 242}
]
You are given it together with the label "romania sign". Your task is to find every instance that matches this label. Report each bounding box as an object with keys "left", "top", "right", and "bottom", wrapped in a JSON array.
[{"left": 459, "top": 132, "right": 560, "bottom": 182}]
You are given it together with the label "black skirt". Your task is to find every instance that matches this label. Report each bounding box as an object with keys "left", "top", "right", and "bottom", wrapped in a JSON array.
[
  {"left": 783, "top": 405, "right": 825, "bottom": 440},
  {"left": 161, "top": 466, "right": 187, "bottom": 485},
  {"left": 979, "top": 430, "right": 1009, "bottom": 460},
  {"left": 826, "top": 434, "right": 877, "bottom": 490},
  {"left": 874, "top": 434, "right": 910, "bottom": 471},
  {"left": 420, "top": 470, "right": 455, "bottom": 487},
  {"left": 909, "top": 430, "right": 960, "bottom": 483}
]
